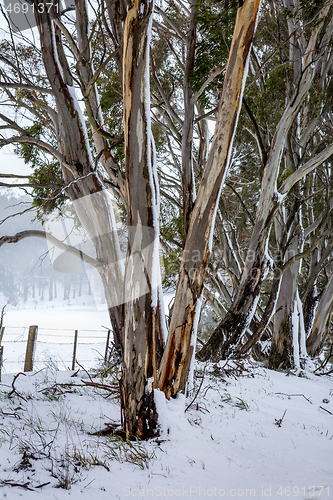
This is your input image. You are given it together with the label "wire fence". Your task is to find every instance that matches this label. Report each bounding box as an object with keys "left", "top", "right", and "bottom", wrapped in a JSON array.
[{"left": 0, "top": 325, "right": 110, "bottom": 375}]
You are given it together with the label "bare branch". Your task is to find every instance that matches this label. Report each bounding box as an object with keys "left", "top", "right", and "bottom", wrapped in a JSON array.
[
  {"left": 280, "top": 229, "right": 333, "bottom": 274},
  {"left": 0, "top": 82, "right": 54, "bottom": 95},
  {"left": 195, "top": 106, "right": 218, "bottom": 123},
  {"left": 0, "top": 173, "right": 30, "bottom": 179},
  {"left": 155, "top": 6, "right": 184, "bottom": 39},
  {"left": 279, "top": 142, "right": 333, "bottom": 195},
  {"left": 0, "top": 230, "right": 99, "bottom": 268},
  {"left": 0, "top": 206, "right": 35, "bottom": 226},
  {"left": 83, "top": 51, "right": 118, "bottom": 98},
  {"left": 0, "top": 135, "right": 73, "bottom": 174},
  {"left": 50, "top": 14, "right": 80, "bottom": 60},
  {"left": 192, "top": 65, "right": 226, "bottom": 103},
  {"left": 150, "top": 54, "right": 183, "bottom": 126}
]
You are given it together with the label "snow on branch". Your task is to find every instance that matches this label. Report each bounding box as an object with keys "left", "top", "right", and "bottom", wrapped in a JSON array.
[{"left": 279, "top": 143, "right": 333, "bottom": 196}]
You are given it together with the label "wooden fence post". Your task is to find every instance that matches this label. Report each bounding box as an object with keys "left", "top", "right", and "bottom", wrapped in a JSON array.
[
  {"left": 0, "top": 326, "right": 4, "bottom": 345},
  {"left": 24, "top": 325, "right": 38, "bottom": 372},
  {"left": 0, "top": 327, "right": 4, "bottom": 381},
  {"left": 0, "top": 346, "right": 3, "bottom": 382},
  {"left": 72, "top": 330, "right": 78, "bottom": 371},
  {"left": 104, "top": 330, "right": 111, "bottom": 362}
]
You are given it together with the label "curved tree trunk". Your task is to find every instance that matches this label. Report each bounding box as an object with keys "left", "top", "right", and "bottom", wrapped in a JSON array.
[
  {"left": 36, "top": 1, "right": 125, "bottom": 337},
  {"left": 158, "top": 0, "right": 262, "bottom": 397}
]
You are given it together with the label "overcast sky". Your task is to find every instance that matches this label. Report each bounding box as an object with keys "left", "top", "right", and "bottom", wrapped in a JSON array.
[
  {"left": 1, "top": 145, "right": 31, "bottom": 176},
  {"left": 0, "top": 4, "right": 40, "bottom": 179}
]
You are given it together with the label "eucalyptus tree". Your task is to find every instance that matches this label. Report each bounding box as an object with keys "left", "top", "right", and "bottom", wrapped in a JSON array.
[
  {"left": 196, "top": 0, "right": 333, "bottom": 367},
  {"left": 0, "top": 0, "right": 262, "bottom": 437}
]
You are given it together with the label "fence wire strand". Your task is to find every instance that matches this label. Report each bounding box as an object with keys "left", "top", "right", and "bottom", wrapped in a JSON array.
[{"left": 0, "top": 325, "right": 110, "bottom": 374}]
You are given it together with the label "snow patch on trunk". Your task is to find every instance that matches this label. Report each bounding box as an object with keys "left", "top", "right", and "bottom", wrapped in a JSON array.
[
  {"left": 67, "top": 85, "right": 94, "bottom": 165},
  {"left": 292, "top": 297, "right": 300, "bottom": 369},
  {"left": 297, "top": 288, "right": 307, "bottom": 362}
]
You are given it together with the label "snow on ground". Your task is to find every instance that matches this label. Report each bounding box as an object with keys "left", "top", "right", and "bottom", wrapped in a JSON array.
[
  {"left": 0, "top": 361, "right": 331, "bottom": 500},
  {"left": 0, "top": 293, "right": 175, "bottom": 373}
]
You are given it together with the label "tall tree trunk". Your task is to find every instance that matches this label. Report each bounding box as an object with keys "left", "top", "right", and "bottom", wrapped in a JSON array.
[
  {"left": 36, "top": 1, "right": 124, "bottom": 345},
  {"left": 49, "top": 278, "right": 53, "bottom": 301},
  {"left": 120, "top": 0, "right": 164, "bottom": 439},
  {"left": 158, "top": 0, "right": 262, "bottom": 398},
  {"left": 197, "top": 13, "right": 329, "bottom": 362}
]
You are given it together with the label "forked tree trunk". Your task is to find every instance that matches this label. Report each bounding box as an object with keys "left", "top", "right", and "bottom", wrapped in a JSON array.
[
  {"left": 38, "top": 1, "right": 163, "bottom": 438},
  {"left": 36, "top": 3, "right": 125, "bottom": 344},
  {"left": 158, "top": 0, "right": 262, "bottom": 398},
  {"left": 269, "top": 241, "right": 300, "bottom": 370}
]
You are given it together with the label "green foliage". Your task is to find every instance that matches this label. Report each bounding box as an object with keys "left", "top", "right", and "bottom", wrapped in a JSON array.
[
  {"left": 29, "top": 162, "right": 66, "bottom": 215},
  {"left": 194, "top": 0, "right": 238, "bottom": 108},
  {"left": 16, "top": 123, "right": 43, "bottom": 166}
]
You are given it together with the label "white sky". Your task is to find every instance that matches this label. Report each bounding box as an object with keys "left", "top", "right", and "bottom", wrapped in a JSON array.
[
  {"left": 0, "top": 145, "right": 31, "bottom": 176},
  {"left": 0, "top": 2, "right": 42, "bottom": 178}
]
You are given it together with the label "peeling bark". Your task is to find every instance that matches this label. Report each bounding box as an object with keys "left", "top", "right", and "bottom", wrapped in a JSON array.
[{"left": 121, "top": 0, "right": 163, "bottom": 438}]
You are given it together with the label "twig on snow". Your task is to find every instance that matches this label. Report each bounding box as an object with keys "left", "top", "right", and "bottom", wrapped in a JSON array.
[
  {"left": 275, "top": 393, "right": 312, "bottom": 404},
  {"left": 8, "top": 372, "right": 27, "bottom": 401}
]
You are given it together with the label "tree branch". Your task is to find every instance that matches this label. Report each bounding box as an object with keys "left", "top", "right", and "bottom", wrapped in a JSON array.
[
  {"left": 0, "top": 230, "right": 99, "bottom": 268},
  {"left": 192, "top": 65, "right": 226, "bottom": 103},
  {"left": 50, "top": 14, "right": 80, "bottom": 60},
  {"left": 83, "top": 51, "right": 118, "bottom": 98},
  {"left": 0, "top": 173, "right": 30, "bottom": 179},
  {"left": 280, "top": 229, "right": 333, "bottom": 274},
  {"left": 279, "top": 142, "right": 333, "bottom": 195},
  {"left": 0, "top": 82, "right": 54, "bottom": 95},
  {"left": 0, "top": 136, "right": 73, "bottom": 174},
  {"left": 150, "top": 54, "right": 183, "bottom": 126},
  {"left": 155, "top": 6, "right": 184, "bottom": 39},
  {"left": 243, "top": 97, "right": 267, "bottom": 165}
]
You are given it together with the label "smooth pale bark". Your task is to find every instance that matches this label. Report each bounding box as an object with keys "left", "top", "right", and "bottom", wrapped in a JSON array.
[
  {"left": 158, "top": 0, "right": 262, "bottom": 398},
  {"left": 36, "top": 5, "right": 124, "bottom": 345},
  {"left": 307, "top": 273, "right": 333, "bottom": 357}
]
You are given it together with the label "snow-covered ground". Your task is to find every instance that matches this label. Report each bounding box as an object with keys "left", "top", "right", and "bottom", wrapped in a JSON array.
[
  {"left": 0, "top": 293, "right": 175, "bottom": 373},
  {"left": 0, "top": 301, "right": 111, "bottom": 373},
  {"left": 0, "top": 360, "right": 331, "bottom": 500}
]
